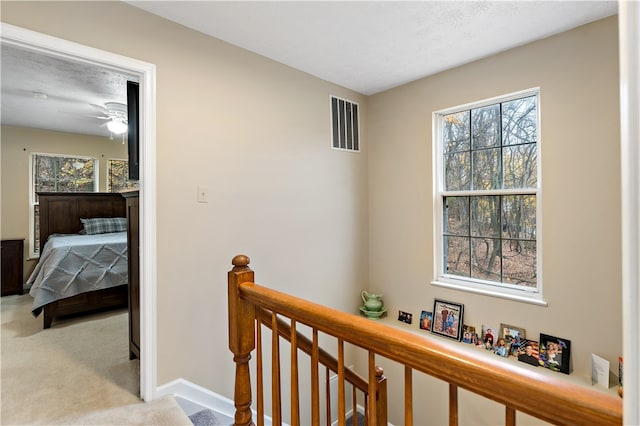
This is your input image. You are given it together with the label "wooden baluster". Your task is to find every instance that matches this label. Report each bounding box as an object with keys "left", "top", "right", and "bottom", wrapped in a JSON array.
[
  {"left": 256, "top": 308, "right": 264, "bottom": 426},
  {"left": 228, "top": 255, "right": 256, "bottom": 426},
  {"left": 405, "top": 366, "right": 413, "bottom": 426},
  {"left": 326, "top": 368, "right": 331, "bottom": 426},
  {"left": 368, "top": 351, "right": 377, "bottom": 426},
  {"left": 449, "top": 383, "right": 458, "bottom": 426},
  {"left": 376, "top": 367, "right": 387, "bottom": 426},
  {"left": 312, "top": 329, "right": 320, "bottom": 425},
  {"left": 352, "top": 385, "right": 358, "bottom": 426},
  {"left": 271, "top": 313, "right": 282, "bottom": 425},
  {"left": 363, "top": 395, "right": 369, "bottom": 425},
  {"left": 338, "top": 340, "right": 346, "bottom": 426},
  {"left": 290, "top": 319, "right": 300, "bottom": 426},
  {"left": 505, "top": 406, "right": 516, "bottom": 426}
]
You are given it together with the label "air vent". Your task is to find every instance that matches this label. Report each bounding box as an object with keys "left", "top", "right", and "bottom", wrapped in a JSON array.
[{"left": 330, "top": 95, "right": 359, "bottom": 152}]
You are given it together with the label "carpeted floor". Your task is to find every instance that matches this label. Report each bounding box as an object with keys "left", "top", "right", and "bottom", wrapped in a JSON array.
[
  {"left": 1, "top": 294, "right": 141, "bottom": 425},
  {"left": 53, "top": 395, "right": 192, "bottom": 425}
]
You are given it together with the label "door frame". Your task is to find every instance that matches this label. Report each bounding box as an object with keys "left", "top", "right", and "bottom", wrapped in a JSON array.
[{"left": 1, "top": 23, "right": 158, "bottom": 401}]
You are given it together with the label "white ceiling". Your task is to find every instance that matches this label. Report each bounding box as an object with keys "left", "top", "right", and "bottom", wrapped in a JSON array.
[
  {"left": 0, "top": 1, "right": 618, "bottom": 137},
  {"left": 127, "top": 1, "right": 618, "bottom": 95}
]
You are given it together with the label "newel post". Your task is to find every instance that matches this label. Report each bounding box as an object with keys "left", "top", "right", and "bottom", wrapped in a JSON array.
[{"left": 228, "top": 254, "right": 256, "bottom": 426}]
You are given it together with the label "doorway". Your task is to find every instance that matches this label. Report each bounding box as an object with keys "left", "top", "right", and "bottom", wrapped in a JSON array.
[{"left": 0, "top": 22, "right": 157, "bottom": 401}]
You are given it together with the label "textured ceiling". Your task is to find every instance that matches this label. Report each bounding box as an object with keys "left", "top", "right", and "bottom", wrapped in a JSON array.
[
  {"left": 0, "top": 1, "right": 618, "bottom": 138},
  {"left": 127, "top": 1, "right": 618, "bottom": 95},
  {"left": 1, "top": 44, "right": 138, "bottom": 138}
]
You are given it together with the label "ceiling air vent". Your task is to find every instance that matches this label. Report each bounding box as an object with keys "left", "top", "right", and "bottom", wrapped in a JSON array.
[{"left": 331, "top": 95, "right": 360, "bottom": 152}]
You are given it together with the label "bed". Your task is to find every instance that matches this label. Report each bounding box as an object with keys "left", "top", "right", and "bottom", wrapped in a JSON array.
[{"left": 27, "top": 192, "right": 128, "bottom": 328}]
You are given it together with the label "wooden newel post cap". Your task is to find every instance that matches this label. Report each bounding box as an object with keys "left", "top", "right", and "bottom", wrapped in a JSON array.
[{"left": 232, "top": 254, "right": 250, "bottom": 268}]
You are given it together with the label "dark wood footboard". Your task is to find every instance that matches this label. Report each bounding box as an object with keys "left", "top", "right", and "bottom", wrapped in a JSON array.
[{"left": 43, "top": 285, "right": 128, "bottom": 329}]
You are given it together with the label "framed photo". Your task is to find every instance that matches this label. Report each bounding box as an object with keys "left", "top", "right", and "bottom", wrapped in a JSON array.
[
  {"left": 397, "top": 310, "right": 412, "bottom": 324},
  {"left": 493, "top": 337, "right": 509, "bottom": 357},
  {"left": 462, "top": 325, "right": 475, "bottom": 344},
  {"left": 431, "top": 299, "right": 464, "bottom": 341},
  {"left": 517, "top": 339, "right": 541, "bottom": 367},
  {"left": 500, "top": 323, "right": 526, "bottom": 356},
  {"left": 419, "top": 311, "right": 433, "bottom": 331},
  {"left": 481, "top": 324, "right": 498, "bottom": 350},
  {"left": 539, "top": 333, "right": 571, "bottom": 374}
]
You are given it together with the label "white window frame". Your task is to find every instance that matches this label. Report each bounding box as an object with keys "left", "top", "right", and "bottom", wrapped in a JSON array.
[
  {"left": 28, "top": 152, "right": 98, "bottom": 258},
  {"left": 431, "top": 88, "right": 545, "bottom": 306}
]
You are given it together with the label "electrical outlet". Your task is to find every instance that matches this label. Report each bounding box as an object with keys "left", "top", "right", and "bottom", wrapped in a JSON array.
[{"left": 197, "top": 185, "right": 209, "bottom": 203}]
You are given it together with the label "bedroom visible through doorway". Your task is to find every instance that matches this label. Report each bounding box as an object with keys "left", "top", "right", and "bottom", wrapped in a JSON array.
[{"left": 0, "top": 22, "right": 157, "bottom": 401}]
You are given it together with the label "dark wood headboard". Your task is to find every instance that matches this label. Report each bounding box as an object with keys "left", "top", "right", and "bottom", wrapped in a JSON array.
[{"left": 37, "top": 192, "right": 126, "bottom": 253}]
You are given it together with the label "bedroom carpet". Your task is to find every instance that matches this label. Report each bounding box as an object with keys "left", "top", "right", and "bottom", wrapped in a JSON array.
[{"left": 1, "top": 294, "right": 141, "bottom": 425}]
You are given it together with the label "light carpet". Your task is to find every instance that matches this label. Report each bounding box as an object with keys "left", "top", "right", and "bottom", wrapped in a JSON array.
[
  {"left": 54, "top": 395, "right": 192, "bottom": 425},
  {"left": 1, "top": 294, "right": 141, "bottom": 425}
]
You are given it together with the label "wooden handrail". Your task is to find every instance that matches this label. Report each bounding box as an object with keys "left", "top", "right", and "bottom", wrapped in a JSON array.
[{"left": 229, "top": 255, "right": 622, "bottom": 425}]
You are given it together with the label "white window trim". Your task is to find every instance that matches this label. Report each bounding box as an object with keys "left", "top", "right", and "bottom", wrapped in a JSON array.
[
  {"left": 28, "top": 152, "right": 99, "bottom": 259},
  {"left": 431, "top": 88, "right": 546, "bottom": 306}
]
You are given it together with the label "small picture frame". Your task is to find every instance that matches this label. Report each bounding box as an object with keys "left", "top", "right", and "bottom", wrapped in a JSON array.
[
  {"left": 419, "top": 311, "right": 433, "bottom": 331},
  {"left": 539, "top": 333, "right": 571, "bottom": 374},
  {"left": 517, "top": 339, "right": 541, "bottom": 367},
  {"left": 500, "top": 323, "right": 526, "bottom": 357},
  {"left": 493, "top": 337, "right": 509, "bottom": 357},
  {"left": 462, "top": 325, "right": 475, "bottom": 344},
  {"left": 398, "top": 310, "right": 412, "bottom": 324},
  {"left": 481, "top": 324, "right": 498, "bottom": 351},
  {"left": 431, "top": 299, "right": 464, "bottom": 341}
]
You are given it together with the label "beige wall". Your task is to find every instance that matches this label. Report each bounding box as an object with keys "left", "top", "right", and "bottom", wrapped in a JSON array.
[
  {"left": 1, "top": 2, "right": 621, "bottom": 424},
  {"left": 0, "top": 0, "right": 369, "bottom": 413},
  {"left": 1, "top": 125, "right": 128, "bottom": 276},
  {"left": 366, "top": 16, "right": 620, "bottom": 425}
]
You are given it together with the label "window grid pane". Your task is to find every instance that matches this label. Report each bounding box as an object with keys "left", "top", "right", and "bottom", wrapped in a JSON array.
[
  {"left": 440, "top": 93, "right": 538, "bottom": 290},
  {"left": 31, "top": 153, "right": 96, "bottom": 255}
]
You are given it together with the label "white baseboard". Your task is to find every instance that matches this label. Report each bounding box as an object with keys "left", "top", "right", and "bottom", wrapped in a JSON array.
[{"left": 156, "top": 378, "right": 272, "bottom": 425}]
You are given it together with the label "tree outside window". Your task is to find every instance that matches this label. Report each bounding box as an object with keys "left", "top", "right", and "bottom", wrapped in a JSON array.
[
  {"left": 107, "top": 159, "right": 137, "bottom": 193},
  {"left": 436, "top": 92, "right": 539, "bottom": 293},
  {"left": 31, "top": 154, "right": 97, "bottom": 255}
]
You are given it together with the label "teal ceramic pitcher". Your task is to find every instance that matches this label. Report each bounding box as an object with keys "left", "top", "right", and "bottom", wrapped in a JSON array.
[{"left": 361, "top": 291, "right": 383, "bottom": 311}]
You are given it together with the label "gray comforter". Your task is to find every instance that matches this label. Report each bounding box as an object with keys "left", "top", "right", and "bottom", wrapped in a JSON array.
[{"left": 28, "top": 232, "right": 128, "bottom": 316}]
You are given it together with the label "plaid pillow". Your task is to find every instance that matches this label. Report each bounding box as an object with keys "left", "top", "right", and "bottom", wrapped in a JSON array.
[{"left": 80, "top": 217, "right": 127, "bottom": 235}]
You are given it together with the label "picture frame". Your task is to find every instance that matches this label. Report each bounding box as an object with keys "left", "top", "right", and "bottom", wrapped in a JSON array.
[
  {"left": 500, "top": 323, "right": 526, "bottom": 357},
  {"left": 431, "top": 299, "right": 464, "bottom": 341},
  {"left": 480, "top": 324, "right": 498, "bottom": 350},
  {"left": 397, "top": 310, "right": 412, "bottom": 324},
  {"left": 462, "top": 324, "right": 475, "bottom": 344},
  {"left": 419, "top": 311, "right": 433, "bottom": 331},
  {"left": 539, "top": 333, "right": 571, "bottom": 374},
  {"left": 517, "top": 339, "right": 541, "bottom": 367}
]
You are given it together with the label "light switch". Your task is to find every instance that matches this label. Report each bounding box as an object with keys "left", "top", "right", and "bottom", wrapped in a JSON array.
[{"left": 197, "top": 185, "right": 209, "bottom": 203}]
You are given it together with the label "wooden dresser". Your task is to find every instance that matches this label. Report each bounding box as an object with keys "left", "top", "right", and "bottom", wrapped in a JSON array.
[
  {"left": 122, "top": 191, "right": 140, "bottom": 360},
  {"left": 1, "top": 239, "right": 24, "bottom": 296}
]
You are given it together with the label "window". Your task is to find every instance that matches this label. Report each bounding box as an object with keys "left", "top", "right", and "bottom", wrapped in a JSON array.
[
  {"left": 433, "top": 89, "right": 541, "bottom": 303},
  {"left": 30, "top": 153, "right": 97, "bottom": 257},
  {"left": 107, "top": 159, "right": 138, "bottom": 193},
  {"left": 331, "top": 95, "right": 360, "bottom": 151}
]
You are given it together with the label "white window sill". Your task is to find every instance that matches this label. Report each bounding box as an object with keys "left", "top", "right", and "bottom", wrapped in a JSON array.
[{"left": 431, "top": 279, "right": 548, "bottom": 307}]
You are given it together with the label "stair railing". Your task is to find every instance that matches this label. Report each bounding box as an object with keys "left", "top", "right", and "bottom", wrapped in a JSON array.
[{"left": 228, "top": 254, "right": 622, "bottom": 425}]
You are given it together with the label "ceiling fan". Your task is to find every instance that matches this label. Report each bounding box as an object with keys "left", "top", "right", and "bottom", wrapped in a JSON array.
[{"left": 90, "top": 102, "right": 128, "bottom": 138}]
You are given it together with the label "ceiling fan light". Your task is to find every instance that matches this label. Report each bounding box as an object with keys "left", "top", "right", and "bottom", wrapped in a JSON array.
[{"left": 107, "top": 119, "right": 128, "bottom": 135}]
